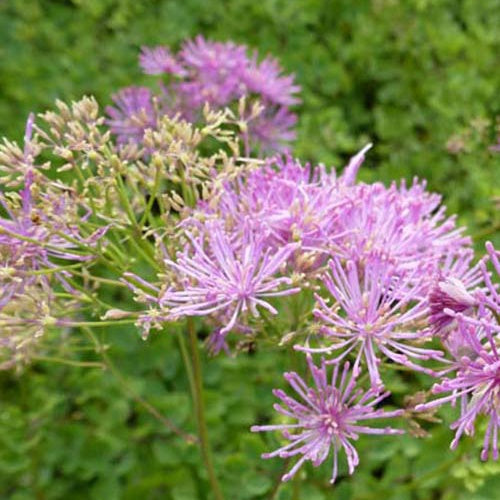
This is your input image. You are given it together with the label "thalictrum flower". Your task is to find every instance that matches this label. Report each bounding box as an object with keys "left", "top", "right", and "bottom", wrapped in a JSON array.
[
  {"left": 188, "top": 154, "right": 345, "bottom": 261},
  {"left": 306, "top": 255, "right": 442, "bottom": 389},
  {"left": 109, "top": 36, "right": 301, "bottom": 152},
  {"left": 242, "top": 54, "right": 300, "bottom": 107},
  {"left": 106, "top": 86, "right": 156, "bottom": 144},
  {"left": 251, "top": 357, "right": 403, "bottom": 483},
  {"left": 0, "top": 115, "right": 104, "bottom": 306},
  {"left": 160, "top": 222, "right": 300, "bottom": 334},
  {"left": 332, "top": 180, "right": 470, "bottom": 273},
  {"left": 176, "top": 36, "right": 249, "bottom": 108},
  {"left": 139, "top": 45, "right": 186, "bottom": 76},
  {"left": 429, "top": 279, "right": 477, "bottom": 337},
  {"left": 478, "top": 242, "right": 500, "bottom": 318},
  {"left": 416, "top": 313, "right": 500, "bottom": 461}
]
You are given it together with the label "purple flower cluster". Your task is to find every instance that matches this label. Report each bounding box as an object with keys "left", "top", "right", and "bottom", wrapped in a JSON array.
[
  {"left": 3, "top": 40, "right": 495, "bottom": 486},
  {"left": 0, "top": 114, "right": 105, "bottom": 369},
  {"left": 106, "top": 36, "right": 300, "bottom": 152},
  {"left": 129, "top": 140, "right": 497, "bottom": 480},
  {"left": 417, "top": 242, "right": 500, "bottom": 461},
  {"left": 310, "top": 256, "right": 442, "bottom": 389},
  {"left": 1, "top": 116, "right": 98, "bottom": 300},
  {"left": 106, "top": 87, "right": 156, "bottom": 146}
]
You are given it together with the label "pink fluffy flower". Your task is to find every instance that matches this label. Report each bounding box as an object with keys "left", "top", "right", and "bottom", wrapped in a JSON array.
[
  {"left": 106, "top": 86, "right": 156, "bottom": 144},
  {"left": 478, "top": 242, "right": 500, "bottom": 319},
  {"left": 248, "top": 107, "right": 298, "bottom": 153},
  {"left": 188, "top": 155, "right": 345, "bottom": 260},
  {"left": 242, "top": 54, "right": 300, "bottom": 107},
  {"left": 109, "top": 36, "right": 301, "bottom": 153},
  {"left": 251, "top": 357, "right": 403, "bottom": 483},
  {"left": 417, "top": 242, "right": 500, "bottom": 461},
  {"left": 429, "top": 279, "right": 477, "bottom": 337},
  {"left": 139, "top": 45, "right": 186, "bottom": 76},
  {"left": 332, "top": 180, "right": 470, "bottom": 273},
  {"left": 417, "top": 314, "right": 500, "bottom": 461},
  {"left": 306, "top": 255, "right": 442, "bottom": 388},
  {"left": 160, "top": 222, "right": 300, "bottom": 334},
  {"left": 177, "top": 36, "right": 249, "bottom": 108}
]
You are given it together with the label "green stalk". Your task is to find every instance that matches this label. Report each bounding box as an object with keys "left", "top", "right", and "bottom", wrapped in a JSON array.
[
  {"left": 176, "top": 330, "right": 197, "bottom": 414},
  {"left": 66, "top": 270, "right": 128, "bottom": 288},
  {"left": 187, "top": 318, "right": 225, "bottom": 500},
  {"left": 61, "top": 319, "right": 137, "bottom": 327},
  {"left": 126, "top": 232, "right": 158, "bottom": 268},
  {"left": 81, "top": 326, "right": 196, "bottom": 444}
]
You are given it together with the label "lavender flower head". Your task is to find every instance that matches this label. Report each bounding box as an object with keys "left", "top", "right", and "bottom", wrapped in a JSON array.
[
  {"left": 176, "top": 36, "right": 250, "bottom": 109},
  {"left": 242, "top": 53, "right": 300, "bottom": 107},
  {"left": 184, "top": 153, "right": 348, "bottom": 270},
  {"left": 107, "top": 36, "right": 300, "bottom": 152},
  {"left": 306, "top": 255, "right": 442, "bottom": 389},
  {"left": 251, "top": 357, "right": 403, "bottom": 483},
  {"left": 479, "top": 241, "right": 500, "bottom": 318},
  {"left": 139, "top": 46, "right": 186, "bottom": 76},
  {"left": 429, "top": 277, "right": 478, "bottom": 338},
  {"left": 106, "top": 87, "right": 156, "bottom": 145},
  {"left": 0, "top": 169, "right": 103, "bottom": 268},
  {"left": 417, "top": 315, "right": 500, "bottom": 461},
  {"left": 0, "top": 114, "right": 104, "bottom": 307},
  {"left": 332, "top": 179, "right": 470, "bottom": 272},
  {"left": 417, "top": 242, "right": 500, "bottom": 461},
  {"left": 159, "top": 222, "right": 300, "bottom": 345}
]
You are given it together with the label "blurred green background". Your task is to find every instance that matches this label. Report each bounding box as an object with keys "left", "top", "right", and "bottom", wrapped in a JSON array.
[{"left": 1, "top": 0, "right": 499, "bottom": 499}]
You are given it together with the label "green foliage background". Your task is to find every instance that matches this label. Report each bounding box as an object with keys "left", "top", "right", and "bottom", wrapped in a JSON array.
[{"left": 0, "top": 0, "right": 499, "bottom": 499}]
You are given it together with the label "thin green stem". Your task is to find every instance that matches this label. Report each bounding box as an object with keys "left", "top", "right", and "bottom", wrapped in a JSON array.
[
  {"left": 114, "top": 172, "right": 138, "bottom": 226},
  {"left": 0, "top": 226, "right": 92, "bottom": 256},
  {"left": 176, "top": 330, "right": 197, "bottom": 412},
  {"left": 58, "top": 275, "right": 114, "bottom": 310},
  {"left": 67, "top": 270, "right": 128, "bottom": 288},
  {"left": 126, "top": 232, "right": 158, "bottom": 268},
  {"left": 54, "top": 228, "right": 128, "bottom": 271},
  {"left": 81, "top": 326, "right": 197, "bottom": 444},
  {"left": 61, "top": 319, "right": 137, "bottom": 327},
  {"left": 33, "top": 355, "right": 105, "bottom": 369},
  {"left": 25, "top": 263, "right": 83, "bottom": 275},
  {"left": 187, "top": 318, "right": 225, "bottom": 500}
]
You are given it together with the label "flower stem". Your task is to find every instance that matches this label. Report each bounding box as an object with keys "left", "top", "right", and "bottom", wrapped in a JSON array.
[
  {"left": 33, "top": 355, "right": 105, "bottom": 369},
  {"left": 176, "top": 331, "right": 197, "bottom": 413},
  {"left": 187, "top": 318, "right": 225, "bottom": 500},
  {"left": 59, "top": 319, "right": 138, "bottom": 328},
  {"left": 81, "top": 326, "right": 196, "bottom": 444}
]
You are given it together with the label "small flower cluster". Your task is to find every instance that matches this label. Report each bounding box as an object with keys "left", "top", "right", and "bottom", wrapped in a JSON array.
[
  {"left": 0, "top": 112, "right": 102, "bottom": 369},
  {"left": 127, "top": 136, "right": 498, "bottom": 481},
  {"left": 418, "top": 242, "right": 500, "bottom": 461},
  {"left": 107, "top": 36, "right": 300, "bottom": 153},
  {"left": 1, "top": 95, "right": 259, "bottom": 368}
]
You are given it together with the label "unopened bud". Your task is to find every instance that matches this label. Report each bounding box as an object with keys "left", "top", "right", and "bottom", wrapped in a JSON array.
[
  {"left": 279, "top": 331, "right": 297, "bottom": 346},
  {"left": 101, "top": 309, "right": 134, "bottom": 320}
]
